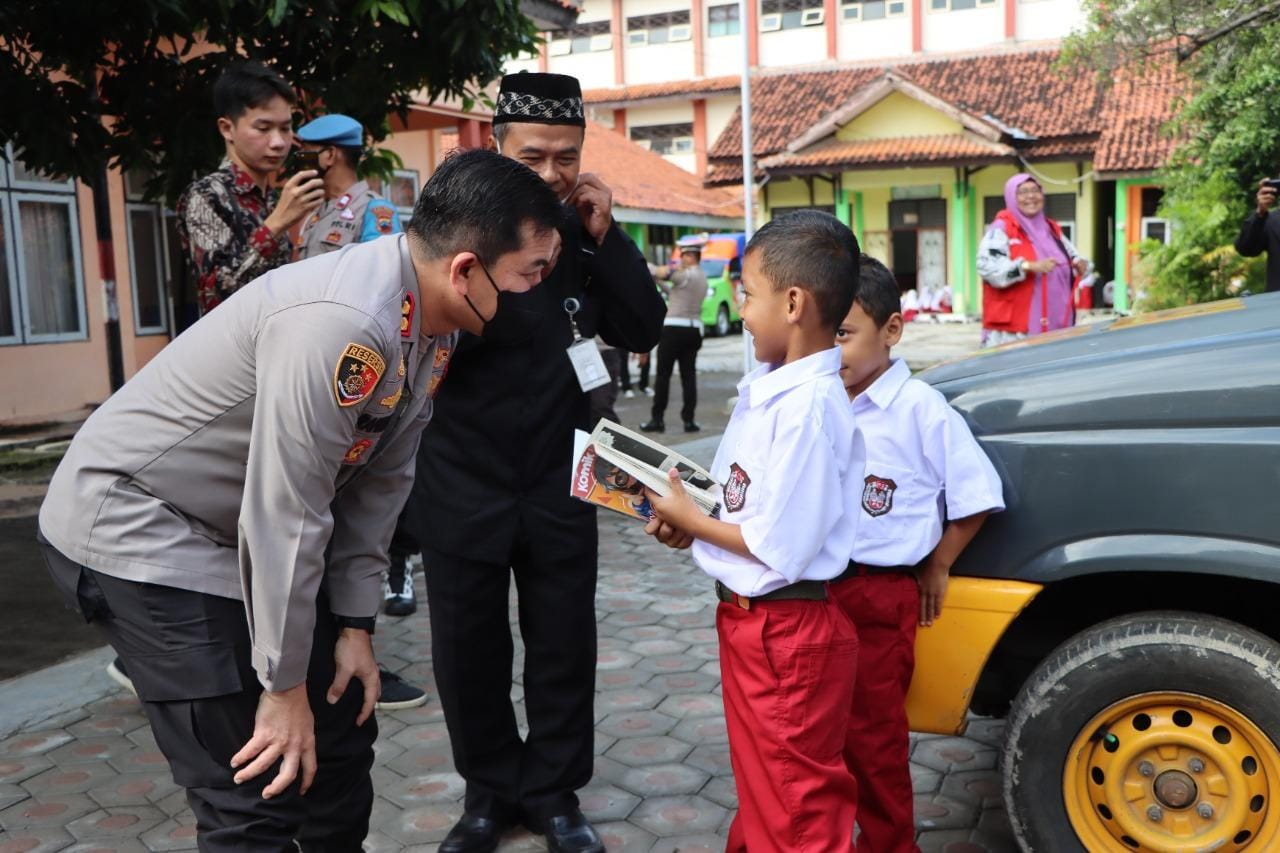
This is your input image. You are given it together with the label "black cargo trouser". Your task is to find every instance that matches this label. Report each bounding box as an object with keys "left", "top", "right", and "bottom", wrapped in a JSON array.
[
  {"left": 423, "top": 534, "right": 598, "bottom": 825},
  {"left": 39, "top": 540, "right": 377, "bottom": 853},
  {"left": 651, "top": 325, "right": 701, "bottom": 424}
]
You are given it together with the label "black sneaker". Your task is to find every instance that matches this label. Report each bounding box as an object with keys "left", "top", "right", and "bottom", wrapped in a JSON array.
[
  {"left": 639, "top": 420, "right": 665, "bottom": 433},
  {"left": 106, "top": 657, "right": 137, "bottom": 696},
  {"left": 376, "top": 669, "right": 428, "bottom": 710},
  {"left": 384, "top": 553, "right": 418, "bottom": 616},
  {"left": 683, "top": 421, "right": 701, "bottom": 433}
]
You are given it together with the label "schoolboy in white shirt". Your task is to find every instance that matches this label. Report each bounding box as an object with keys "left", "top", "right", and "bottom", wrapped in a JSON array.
[
  {"left": 832, "top": 255, "right": 1005, "bottom": 852},
  {"left": 646, "top": 211, "right": 863, "bottom": 851}
]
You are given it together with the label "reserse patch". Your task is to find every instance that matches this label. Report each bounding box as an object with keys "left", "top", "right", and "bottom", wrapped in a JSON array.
[{"left": 334, "top": 343, "right": 386, "bottom": 407}]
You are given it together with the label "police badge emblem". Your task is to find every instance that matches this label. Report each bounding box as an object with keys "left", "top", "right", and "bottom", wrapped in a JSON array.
[
  {"left": 401, "top": 292, "right": 415, "bottom": 338},
  {"left": 862, "top": 474, "right": 897, "bottom": 517},
  {"left": 343, "top": 438, "right": 374, "bottom": 465},
  {"left": 724, "top": 463, "right": 751, "bottom": 513},
  {"left": 333, "top": 343, "right": 386, "bottom": 407}
]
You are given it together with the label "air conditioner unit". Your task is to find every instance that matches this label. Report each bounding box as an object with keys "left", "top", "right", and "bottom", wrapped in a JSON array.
[
  {"left": 760, "top": 12, "right": 782, "bottom": 30},
  {"left": 589, "top": 33, "right": 613, "bottom": 50},
  {"left": 669, "top": 24, "right": 692, "bottom": 41},
  {"left": 802, "top": 8, "right": 825, "bottom": 25}
]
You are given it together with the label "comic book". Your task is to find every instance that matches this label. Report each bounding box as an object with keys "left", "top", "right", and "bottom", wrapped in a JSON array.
[{"left": 570, "top": 420, "right": 721, "bottom": 521}]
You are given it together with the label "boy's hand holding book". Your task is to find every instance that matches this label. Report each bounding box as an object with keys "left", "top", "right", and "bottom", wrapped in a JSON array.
[{"left": 644, "top": 468, "right": 699, "bottom": 548}]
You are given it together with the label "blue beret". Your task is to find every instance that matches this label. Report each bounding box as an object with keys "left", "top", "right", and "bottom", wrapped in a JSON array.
[{"left": 297, "top": 114, "right": 364, "bottom": 148}]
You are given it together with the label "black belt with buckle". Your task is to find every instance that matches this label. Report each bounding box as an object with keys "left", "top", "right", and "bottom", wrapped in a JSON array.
[
  {"left": 832, "top": 560, "right": 918, "bottom": 583},
  {"left": 714, "top": 579, "right": 827, "bottom": 610}
]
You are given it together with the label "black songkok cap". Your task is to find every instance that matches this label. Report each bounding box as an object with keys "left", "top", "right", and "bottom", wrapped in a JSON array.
[{"left": 493, "top": 72, "right": 585, "bottom": 127}]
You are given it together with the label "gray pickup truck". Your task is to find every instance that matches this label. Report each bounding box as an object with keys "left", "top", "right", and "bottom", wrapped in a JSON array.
[{"left": 906, "top": 294, "right": 1280, "bottom": 853}]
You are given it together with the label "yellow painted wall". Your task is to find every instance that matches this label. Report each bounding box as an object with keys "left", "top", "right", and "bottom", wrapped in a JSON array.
[
  {"left": 764, "top": 178, "right": 837, "bottom": 209},
  {"left": 837, "top": 92, "right": 965, "bottom": 142}
]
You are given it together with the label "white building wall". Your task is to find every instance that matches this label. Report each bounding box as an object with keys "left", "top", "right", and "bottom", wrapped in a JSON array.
[
  {"left": 626, "top": 102, "right": 697, "bottom": 127},
  {"left": 704, "top": 96, "right": 739, "bottom": 148},
  {"left": 1016, "top": 0, "right": 1085, "bottom": 41},
  {"left": 505, "top": 54, "right": 541, "bottom": 75},
  {"left": 548, "top": 48, "right": 616, "bottom": 87},
  {"left": 838, "top": 16, "right": 914, "bottom": 62},
  {"left": 622, "top": 0, "right": 697, "bottom": 84},
  {"left": 758, "top": 25, "right": 827, "bottom": 68},
  {"left": 703, "top": 33, "right": 745, "bottom": 77},
  {"left": 922, "top": 4, "right": 1004, "bottom": 52}
]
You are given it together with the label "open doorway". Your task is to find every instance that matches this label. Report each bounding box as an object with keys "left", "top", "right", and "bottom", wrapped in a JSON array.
[{"left": 888, "top": 198, "right": 947, "bottom": 293}]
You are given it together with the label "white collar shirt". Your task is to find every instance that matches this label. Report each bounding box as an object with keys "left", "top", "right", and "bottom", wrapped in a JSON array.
[
  {"left": 850, "top": 358, "right": 1005, "bottom": 567},
  {"left": 692, "top": 347, "right": 861, "bottom": 596}
]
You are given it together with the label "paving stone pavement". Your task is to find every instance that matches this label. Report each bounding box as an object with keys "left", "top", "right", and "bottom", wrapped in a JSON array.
[{"left": 0, "top": 513, "right": 1017, "bottom": 852}]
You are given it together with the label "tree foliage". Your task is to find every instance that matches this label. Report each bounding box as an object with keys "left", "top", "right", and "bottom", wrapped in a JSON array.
[
  {"left": 0, "top": 0, "right": 539, "bottom": 205},
  {"left": 1065, "top": 2, "right": 1280, "bottom": 308}
]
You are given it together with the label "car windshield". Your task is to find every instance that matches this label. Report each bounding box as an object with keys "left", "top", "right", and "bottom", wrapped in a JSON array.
[{"left": 700, "top": 259, "right": 727, "bottom": 278}]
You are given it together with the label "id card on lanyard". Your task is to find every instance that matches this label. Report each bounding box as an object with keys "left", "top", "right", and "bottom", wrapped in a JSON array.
[{"left": 563, "top": 296, "right": 610, "bottom": 392}]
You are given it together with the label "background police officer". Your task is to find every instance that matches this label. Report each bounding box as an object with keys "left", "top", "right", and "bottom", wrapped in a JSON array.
[
  {"left": 37, "top": 150, "right": 562, "bottom": 853},
  {"left": 295, "top": 113, "right": 402, "bottom": 259}
]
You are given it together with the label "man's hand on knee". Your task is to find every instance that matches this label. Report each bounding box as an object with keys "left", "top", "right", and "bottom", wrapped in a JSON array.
[
  {"left": 329, "top": 627, "right": 379, "bottom": 726},
  {"left": 231, "top": 683, "right": 317, "bottom": 798}
]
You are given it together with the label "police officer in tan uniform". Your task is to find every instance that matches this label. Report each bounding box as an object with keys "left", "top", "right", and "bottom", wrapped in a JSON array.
[
  {"left": 294, "top": 114, "right": 402, "bottom": 260},
  {"left": 37, "top": 150, "right": 562, "bottom": 853}
]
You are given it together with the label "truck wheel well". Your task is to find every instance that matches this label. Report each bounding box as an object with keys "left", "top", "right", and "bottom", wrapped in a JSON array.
[{"left": 970, "top": 571, "right": 1280, "bottom": 719}]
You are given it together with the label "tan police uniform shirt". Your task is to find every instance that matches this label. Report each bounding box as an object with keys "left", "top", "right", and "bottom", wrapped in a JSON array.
[
  {"left": 296, "top": 180, "right": 401, "bottom": 260},
  {"left": 661, "top": 264, "right": 708, "bottom": 322},
  {"left": 39, "top": 234, "right": 456, "bottom": 692}
]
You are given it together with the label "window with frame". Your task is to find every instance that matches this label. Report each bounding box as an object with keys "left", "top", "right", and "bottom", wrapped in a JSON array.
[
  {"left": 708, "top": 3, "right": 742, "bottom": 36},
  {"left": 929, "top": 0, "right": 996, "bottom": 10},
  {"left": 842, "top": 0, "right": 906, "bottom": 20},
  {"left": 630, "top": 123, "right": 695, "bottom": 156},
  {"left": 550, "top": 19, "right": 613, "bottom": 55},
  {"left": 627, "top": 10, "right": 692, "bottom": 45},
  {"left": 1139, "top": 187, "right": 1170, "bottom": 244},
  {"left": 761, "top": 0, "right": 825, "bottom": 31},
  {"left": 0, "top": 145, "right": 87, "bottom": 345},
  {"left": 123, "top": 168, "right": 176, "bottom": 336}
]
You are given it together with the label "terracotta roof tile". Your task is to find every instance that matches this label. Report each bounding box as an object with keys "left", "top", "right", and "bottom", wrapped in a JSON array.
[
  {"left": 761, "top": 134, "right": 1014, "bottom": 171},
  {"left": 583, "top": 76, "right": 740, "bottom": 105},
  {"left": 1095, "top": 56, "right": 1189, "bottom": 173},
  {"left": 439, "top": 125, "right": 742, "bottom": 218},
  {"left": 704, "top": 46, "right": 1187, "bottom": 182}
]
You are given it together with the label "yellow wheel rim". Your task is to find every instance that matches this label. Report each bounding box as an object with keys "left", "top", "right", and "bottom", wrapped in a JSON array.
[{"left": 1063, "top": 692, "right": 1280, "bottom": 851}]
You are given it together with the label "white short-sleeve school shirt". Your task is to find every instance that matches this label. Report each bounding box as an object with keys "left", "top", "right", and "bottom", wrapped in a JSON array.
[
  {"left": 851, "top": 358, "right": 1005, "bottom": 567},
  {"left": 692, "top": 347, "right": 862, "bottom": 597}
]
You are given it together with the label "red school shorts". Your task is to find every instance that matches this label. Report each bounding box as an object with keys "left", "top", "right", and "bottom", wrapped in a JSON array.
[
  {"left": 718, "top": 595, "right": 859, "bottom": 852},
  {"left": 830, "top": 572, "right": 921, "bottom": 853}
]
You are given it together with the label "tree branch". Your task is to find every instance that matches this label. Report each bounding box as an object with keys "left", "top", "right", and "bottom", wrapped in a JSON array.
[{"left": 1178, "top": 0, "right": 1280, "bottom": 60}]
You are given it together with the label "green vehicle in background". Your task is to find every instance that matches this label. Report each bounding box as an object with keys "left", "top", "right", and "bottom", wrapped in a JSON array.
[{"left": 677, "top": 233, "right": 744, "bottom": 337}]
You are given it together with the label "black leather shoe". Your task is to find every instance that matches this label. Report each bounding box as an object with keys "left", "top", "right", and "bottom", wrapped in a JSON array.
[
  {"left": 639, "top": 420, "right": 665, "bottom": 433},
  {"left": 542, "top": 809, "right": 604, "bottom": 853},
  {"left": 439, "top": 813, "right": 505, "bottom": 853},
  {"left": 683, "top": 421, "right": 701, "bottom": 433}
]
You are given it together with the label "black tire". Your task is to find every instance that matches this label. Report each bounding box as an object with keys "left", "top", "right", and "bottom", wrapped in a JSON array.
[
  {"left": 713, "top": 303, "right": 731, "bottom": 338},
  {"left": 1003, "top": 612, "right": 1280, "bottom": 852}
]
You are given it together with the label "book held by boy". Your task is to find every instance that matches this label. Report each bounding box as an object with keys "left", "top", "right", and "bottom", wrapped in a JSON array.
[{"left": 570, "top": 419, "right": 721, "bottom": 521}]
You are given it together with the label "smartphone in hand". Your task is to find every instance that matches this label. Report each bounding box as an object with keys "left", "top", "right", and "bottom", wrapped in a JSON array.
[{"left": 290, "top": 149, "right": 324, "bottom": 177}]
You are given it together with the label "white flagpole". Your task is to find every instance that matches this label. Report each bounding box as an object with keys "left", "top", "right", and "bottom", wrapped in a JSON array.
[{"left": 739, "top": 0, "right": 756, "bottom": 376}]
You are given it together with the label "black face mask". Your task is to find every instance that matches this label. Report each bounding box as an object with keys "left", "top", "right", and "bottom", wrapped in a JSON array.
[{"left": 465, "top": 261, "right": 543, "bottom": 346}]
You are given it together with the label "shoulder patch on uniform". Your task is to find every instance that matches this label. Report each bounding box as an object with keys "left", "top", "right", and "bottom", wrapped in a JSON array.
[
  {"left": 401, "top": 292, "right": 415, "bottom": 338},
  {"left": 724, "top": 463, "right": 751, "bottom": 513},
  {"left": 374, "top": 205, "right": 394, "bottom": 234},
  {"left": 379, "top": 387, "right": 403, "bottom": 409},
  {"left": 343, "top": 438, "right": 374, "bottom": 465},
  {"left": 862, "top": 474, "right": 897, "bottom": 517},
  {"left": 334, "top": 343, "right": 386, "bottom": 407}
]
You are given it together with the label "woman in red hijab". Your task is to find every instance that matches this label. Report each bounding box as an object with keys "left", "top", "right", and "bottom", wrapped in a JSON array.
[{"left": 977, "top": 173, "right": 1090, "bottom": 346}]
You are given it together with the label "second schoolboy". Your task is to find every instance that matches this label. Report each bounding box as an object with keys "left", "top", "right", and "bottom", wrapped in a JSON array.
[
  {"left": 645, "top": 211, "right": 863, "bottom": 851},
  {"left": 832, "top": 255, "right": 1005, "bottom": 852}
]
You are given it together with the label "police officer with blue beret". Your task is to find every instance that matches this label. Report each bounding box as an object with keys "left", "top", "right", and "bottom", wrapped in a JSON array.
[{"left": 295, "top": 114, "right": 403, "bottom": 260}]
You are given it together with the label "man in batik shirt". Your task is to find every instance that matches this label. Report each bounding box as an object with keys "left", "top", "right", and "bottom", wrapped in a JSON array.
[{"left": 177, "top": 62, "right": 324, "bottom": 314}]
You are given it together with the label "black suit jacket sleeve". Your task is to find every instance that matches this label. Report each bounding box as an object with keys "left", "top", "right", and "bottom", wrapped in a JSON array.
[
  {"left": 1235, "top": 212, "right": 1269, "bottom": 257},
  {"left": 584, "top": 223, "right": 666, "bottom": 353}
]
